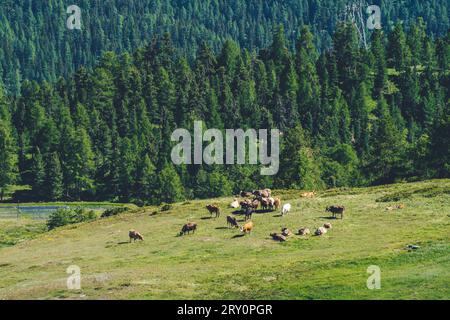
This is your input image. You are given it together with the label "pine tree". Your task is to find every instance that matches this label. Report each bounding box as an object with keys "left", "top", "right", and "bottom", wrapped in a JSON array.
[
  {"left": 387, "top": 23, "right": 412, "bottom": 71},
  {"left": 45, "top": 152, "right": 63, "bottom": 201},
  {"left": 295, "top": 26, "right": 320, "bottom": 134},
  {"left": 371, "top": 29, "right": 387, "bottom": 98},
  {"left": 30, "top": 147, "right": 46, "bottom": 197},
  {"left": 157, "top": 163, "right": 185, "bottom": 204},
  {"left": 0, "top": 119, "right": 18, "bottom": 201},
  {"left": 136, "top": 154, "right": 157, "bottom": 203},
  {"left": 277, "top": 125, "right": 324, "bottom": 189},
  {"left": 65, "top": 128, "right": 95, "bottom": 200},
  {"left": 366, "top": 97, "right": 407, "bottom": 184}
]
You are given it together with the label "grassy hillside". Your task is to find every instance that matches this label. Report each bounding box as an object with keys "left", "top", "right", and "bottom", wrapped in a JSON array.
[{"left": 0, "top": 180, "right": 449, "bottom": 300}]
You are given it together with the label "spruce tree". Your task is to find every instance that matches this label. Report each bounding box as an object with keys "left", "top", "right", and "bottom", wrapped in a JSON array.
[
  {"left": 0, "top": 119, "right": 18, "bottom": 201},
  {"left": 157, "top": 163, "right": 185, "bottom": 204},
  {"left": 45, "top": 152, "right": 64, "bottom": 201}
]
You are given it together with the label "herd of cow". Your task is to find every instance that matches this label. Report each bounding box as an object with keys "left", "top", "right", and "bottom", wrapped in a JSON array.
[{"left": 128, "top": 189, "right": 347, "bottom": 243}]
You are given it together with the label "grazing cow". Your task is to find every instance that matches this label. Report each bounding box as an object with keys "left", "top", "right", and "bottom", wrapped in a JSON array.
[
  {"left": 324, "top": 223, "right": 332, "bottom": 229},
  {"left": 226, "top": 215, "right": 239, "bottom": 228},
  {"left": 129, "top": 230, "right": 144, "bottom": 242},
  {"left": 273, "top": 198, "right": 281, "bottom": 210},
  {"left": 267, "top": 197, "right": 275, "bottom": 210},
  {"left": 240, "top": 199, "right": 251, "bottom": 209},
  {"left": 270, "top": 233, "right": 287, "bottom": 242},
  {"left": 240, "top": 191, "right": 253, "bottom": 197},
  {"left": 281, "top": 203, "right": 291, "bottom": 216},
  {"left": 206, "top": 204, "right": 221, "bottom": 218},
  {"left": 326, "top": 205, "right": 345, "bottom": 219},
  {"left": 253, "top": 188, "right": 271, "bottom": 198},
  {"left": 298, "top": 228, "right": 310, "bottom": 236},
  {"left": 315, "top": 226, "right": 327, "bottom": 236},
  {"left": 261, "top": 198, "right": 270, "bottom": 210},
  {"left": 240, "top": 221, "right": 254, "bottom": 234},
  {"left": 281, "top": 228, "right": 293, "bottom": 237},
  {"left": 230, "top": 198, "right": 240, "bottom": 209},
  {"left": 301, "top": 191, "right": 316, "bottom": 198},
  {"left": 180, "top": 222, "right": 197, "bottom": 235},
  {"left": 251, "top": 199, "right": 260, "bottom": 210},
  {"left": 244, "top": 206, "right": 253, "bottom": 221}
]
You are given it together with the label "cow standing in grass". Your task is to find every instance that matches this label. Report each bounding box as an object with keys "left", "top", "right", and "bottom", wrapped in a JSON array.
[
  {"left": 281, "top": 203, "right": 291, "bottom": 216},
  {"left": 244, "top": 206, "right": 253, "bottom": 221},
  {"left": 129, "top": 230, "right": 144, "bottom": 242},
  {"left": 261, "top": 198, "right": 269, "bottom": 210},
  {"left": 180, "top": 222, "right": 197, "bottom": 235},
  {"left": 226, "top": 216, "right": 239, "bottom": 228},
  {"left": 240, "top": 221, "right": 254, "bottom": 234},
  {"left": 206, "top": 204, "right": 221, "bottom": 218},
  {"left": 273, "top": 198, "right": 281, "bottom": 210},
  {"left": 326, "top": 205, "right": 345, "bottom": 219}
]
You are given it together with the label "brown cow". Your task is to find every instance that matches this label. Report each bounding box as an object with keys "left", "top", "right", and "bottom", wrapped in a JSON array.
[
  {"left": 261, "top": 198, "right": 270, "bottom": 210},
  {"left": 129, "top": 230, "right": 144, "bottom": 242},
  {"left": 240, "top": 221, "right": 254, "bottom": 234},
  {"left": 273, "top": 197, "right": 281, "bottom": 210},
  {"left": 240, "top": 191, "right": 253, "bottom": 197},
  {"left": 253, "top": 188, "right": 271, "bottom": 198},
  {"left": 206, "top": 204, "right": 221, "bottom": 218},
  {"left": 240, "top": 199, "right": 252, "bottom": 209},
  {"left": 180, "top": 222, "right": 197, "bottom": 235},
  {"left": 386, "top": 204, "right": 405, "bottom": 211},
  {"left": 301, "top": 191, "right": 316, "bottom": 198},
  {"left": 251, "top": 199, "right": 260, "bottom": 210}
]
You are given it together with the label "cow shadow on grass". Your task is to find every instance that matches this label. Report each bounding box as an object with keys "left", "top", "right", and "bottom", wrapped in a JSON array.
[
  {"left": 201, "top": 216, "right": 215, "bottom": 220},
  {"left": 256, "top": 209, "right": 274, "bottom": 214},
  {"left": 215, "top": 227, "right": 229, "bottom": 230},
  {"left": 232, "top": 209, "right": 275, "bottom": 216},
  {"left": 319, "top": 216, "right": 337, "bottom": 220},
  {"left": 231, "top": 234, "right": 246, "bottom": 239},
  {"left": 117, "top": 241, "right": 130, "bottom": 245},
  {"left": 273, "top": 214, "right": 283, "bottom": 218}
]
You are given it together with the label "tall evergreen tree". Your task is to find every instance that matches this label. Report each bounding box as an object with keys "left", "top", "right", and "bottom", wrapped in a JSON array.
[
  {"left": 45, "top": 152, "right": 64, "bottom": 201},
  {"left": 0, "top": 119, "right": 18, "bottom": 200}
]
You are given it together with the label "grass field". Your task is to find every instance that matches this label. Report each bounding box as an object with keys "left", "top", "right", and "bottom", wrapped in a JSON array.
[{"left": 0, "top": 180, "right": 449, "bottom": 300}]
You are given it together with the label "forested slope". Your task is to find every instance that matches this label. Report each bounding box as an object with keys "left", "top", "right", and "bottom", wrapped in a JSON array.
[
  {"left": 1, "top": 0, "right": 449, "bottom": 93},
  {"left": 0, "top": 20, "right": 448, "bottom": 204}
]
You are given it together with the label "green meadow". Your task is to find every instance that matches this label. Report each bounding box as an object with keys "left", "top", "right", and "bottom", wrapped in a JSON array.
[{"left": 0, "top": 180, "right": 448, "bottom": 300}]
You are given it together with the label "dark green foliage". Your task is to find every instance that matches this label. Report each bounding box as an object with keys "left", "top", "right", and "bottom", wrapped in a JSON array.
[
  {"left": 1, "top": 1, "right": 448, "bottom": 94},
  {"left": 0, "top": 20, "right": 448, "bottom": 204},
  {"left": 100, "top": 207, "right": 129, "bottom": 218},
  {"left": 0, "top": 96, "right": 18, "bottom": 200},
  {"left": 47, "top": 207, "right": 96, "bottom": 230}
]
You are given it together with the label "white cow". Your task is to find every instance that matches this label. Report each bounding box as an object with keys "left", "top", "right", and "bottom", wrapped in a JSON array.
[
  {"left": 229, "top": 198, "right": 240, "bottom": 209},
  {"left": 315, "top": 226, "right": 327, "bottom": 236},
  {"left": 281, "top": 203, "right": 291, "bottom": 216}
]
